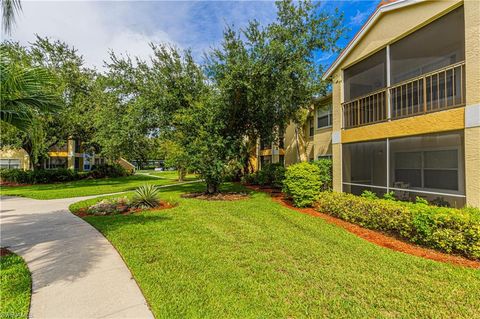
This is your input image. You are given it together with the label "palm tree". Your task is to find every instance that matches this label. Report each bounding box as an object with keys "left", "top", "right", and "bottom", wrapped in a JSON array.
[
  {"left": 1, "top": 0, "right": 22, "bottom": 35},
  {"left": 0, "top": 55, "right": 62, "bottom": 131}
]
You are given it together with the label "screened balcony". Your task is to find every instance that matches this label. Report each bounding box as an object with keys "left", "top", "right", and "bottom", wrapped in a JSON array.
[{"left": 342, "top": 6, "right": 465, "bottom": 129}]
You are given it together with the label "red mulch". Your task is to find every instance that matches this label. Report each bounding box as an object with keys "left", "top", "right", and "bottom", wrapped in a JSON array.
[
  {"left": 0, "top": 247, "right": 12, "bottom": 257},
  {"left": 181, "top": 192, "right": 249, "bottom": 201},
  {"left": 75, "top": 201, "right": 175, "bottom": 218},
  {"left": 0, "top": 181, "right": 32, "bottom": 187},
  {"left": 247, "top": 185, "right": 480, "bottom": 269}
]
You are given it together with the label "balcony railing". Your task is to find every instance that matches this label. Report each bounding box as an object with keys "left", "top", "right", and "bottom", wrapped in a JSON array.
[
  {"left": 342, "top": 88, "right": 387, "bottom": 129},
  {"left": 342, "top": 61, "right": 465, "bottom": 129}
]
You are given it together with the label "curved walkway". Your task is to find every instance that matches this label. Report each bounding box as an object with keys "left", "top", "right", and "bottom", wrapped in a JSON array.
[{"left": 0, "top": 195, "right": 154, "bottom": 318}]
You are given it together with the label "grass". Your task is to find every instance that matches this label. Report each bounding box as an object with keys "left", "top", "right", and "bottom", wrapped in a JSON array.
[
  {"left": 71, "top": 183, "right": 480, "bottom": 319},
  {"left": 0, "top": 172, "right": 199, "bottom": 200},
  {"left": 0, "top": 252, "right": 31, "bottom": 319},
  {"left": 137, "top": 170, "right": 198, "bottom": 181}
]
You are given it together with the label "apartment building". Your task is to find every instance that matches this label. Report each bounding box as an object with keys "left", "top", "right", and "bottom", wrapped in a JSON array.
[
  {"left": 322, "top": 0, "right": 479, "bottom": 207},
  {"left": 256, "top": 94, "right": 333, "bottom": 170},
  {"left": 0, "top": 139, "right": 105, "bottom": 171}
]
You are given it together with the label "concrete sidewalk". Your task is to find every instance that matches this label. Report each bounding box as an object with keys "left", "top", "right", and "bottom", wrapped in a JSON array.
[{"left": 0, "top": 195, "right": 154, "bottom": 319}]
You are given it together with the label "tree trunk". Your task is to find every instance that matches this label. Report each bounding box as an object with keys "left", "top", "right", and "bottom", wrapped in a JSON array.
[
  {"left": 178, "top": 167, "right": 186, "bottom": 182},
  {"left": 206, "top": 182, "right": 219, "bottom": 194}
]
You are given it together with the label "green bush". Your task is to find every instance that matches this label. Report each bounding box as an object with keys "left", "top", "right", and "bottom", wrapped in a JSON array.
[
  {"left": 256, "top": 163, "right": 285, "bottom": 188},
  {"left": 90, "top": 163, "right": 129, "bottom": 178},
  {"left": 131, "top": 184, "right": 161, "bottom": 208},
  {"left": 315, "top": 191, "right": 480, "bottom": 260},
  {"left": 0, "top": 168, "right": 81, "bottom": 184},
  {"left": 0, "top": 164, "right": 129, "bottom": 184},
  {"left": 283, "top": 162, "right": 322, "bottom": 207},
  {"left": 0, "top": 169, "right": 31, "bottom": 184},
  {"left": 312, "top": 158, "right": 332, "bottom": 191}
]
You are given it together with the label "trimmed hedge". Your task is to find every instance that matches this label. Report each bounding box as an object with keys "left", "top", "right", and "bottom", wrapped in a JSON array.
[
  {"left": 0, "top": 163, "right": 130, "bottom": 184},
  {"left": 283, "top": 162, "right": 322, "bottom": 207},
  {"left": 315, "top": 191, "right": 480, "bottom": 260}
]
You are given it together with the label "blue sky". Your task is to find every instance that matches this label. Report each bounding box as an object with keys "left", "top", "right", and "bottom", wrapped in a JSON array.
[{"left": 6, "top": 1, "right": 379, "bottom": 71}]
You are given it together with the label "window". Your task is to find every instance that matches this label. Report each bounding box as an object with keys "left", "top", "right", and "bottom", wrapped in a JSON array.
[
  {"left": 318, "top": 155, "right": 332, "bottom": 160},
  {"left": 342, "top": 131, "right": 465, "bottom": 207},
  {"left": 309, "top": 118, "right": 314, "bottom": 137},
  {"left": 390, "top": 133, "right": 463, "bottom": 192},
  {"left": 344, "top": 49, "right": 386, "bottom": 102},
  {"left": 317, "top": 105, "right": 332, "bottom": 129},
  {"left": 0, "top": 159, "right": 20, "bottom": 169},
  {"left": 46, "top": 157, "right": 68, "bottom": 169}
]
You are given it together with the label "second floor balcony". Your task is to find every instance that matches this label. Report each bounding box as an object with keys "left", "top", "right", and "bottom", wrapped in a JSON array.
[
  {"left": 342, "top": 6, "right": 465, "bottom": 129},
  {"left": 343, "top": 61, "right": 465, "bottom": 128}
]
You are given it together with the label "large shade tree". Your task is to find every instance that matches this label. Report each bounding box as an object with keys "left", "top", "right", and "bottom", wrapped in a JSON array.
[{"left": 206, "top": 0, "right": 344, "bottom": 173}]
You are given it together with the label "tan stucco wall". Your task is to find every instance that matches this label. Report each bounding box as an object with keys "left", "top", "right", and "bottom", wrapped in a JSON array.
[
  {"left": 0, "top": 148, "right": 30, "bottom": 170},
  {"left": 342, "top": 107, "right": 465, "bottom": 143},
  {"left": 465, "top": 127, "right": 480, "bottom": 207},
  {"left": 464, "top": 0, "right": 480, "bottom": 207}
]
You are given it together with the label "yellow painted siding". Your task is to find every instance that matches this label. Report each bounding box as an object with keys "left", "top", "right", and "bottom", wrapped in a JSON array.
[
  {"left": 342, "top": 107, "right": 465, "bottom": 143},
  {"left": 48, "top": 151, "right": 68, "bottom": 157},
  {"left": 465, "top": 127, "right": 480, "bottom": 207},
  {"left": 0, "top": 148, "right": 30, "bottom": 170},
  {"left": 464, "top": 0, "right": 480, "bottom": 106},
  {"left": 464, "top": 0, "right": 480, "bottom": 207}
]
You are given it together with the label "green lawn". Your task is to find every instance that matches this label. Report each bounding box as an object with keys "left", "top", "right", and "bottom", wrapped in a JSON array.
[
  {"left": 0, "top": 173, "right": 199, "bottom": 200},
  {"left": 0, "top": 252, "right": 31, "bottom": 319},
  {"left": 137, "top": 170, "right": 198, "bottom": 181},
  {"left": 71, "top": 183, "right": 480, "bottom": 319}
]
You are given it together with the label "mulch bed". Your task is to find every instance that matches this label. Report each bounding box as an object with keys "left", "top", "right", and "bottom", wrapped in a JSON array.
[
  {"left": 181, "top": 192, "right": 249, "bottom": 201},
  {"left": 75, "top": 201, "right": 175, "bottom": 218},
  {"left": 247, "top": 185, "right": 480, "bottom": 269},
  {"left": 0, "top": 181, "right": 32, "bottom": 187},
  {"left": 0, "top": 247, "right": 12, "bottom": 257}
]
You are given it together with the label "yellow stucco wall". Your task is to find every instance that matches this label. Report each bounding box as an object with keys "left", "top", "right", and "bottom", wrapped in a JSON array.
[
  {"left": 342, "top": 107, "right": 465, "bottom": 143},
  {"left": 464, "top": 0, "right": 480, "bottom": 207},
  {"left": 0, "top": 148, "right": 30, "bottom": 170},
  {"left": 465, "top": 127, "right": 480, "bottom": 207}
]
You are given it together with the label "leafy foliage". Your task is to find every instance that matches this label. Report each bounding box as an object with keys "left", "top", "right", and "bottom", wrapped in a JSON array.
[
  {"left": 311, "top": 158, "right": 332, "bottom": 191},
  {"left": 132, "top": 184, "right": 161, "bottom": 208},
  {"left": 316, "top": 191, "right": 480, "bottom": 259},
  {"left": 0, "top": 52, "right": 61, "bottom": 131},
  {"left": 283, "top": 162, "right": 322, "bottom": 207},
  {"left": 0, "top": 164, "right": 128, "bottom": 184}
]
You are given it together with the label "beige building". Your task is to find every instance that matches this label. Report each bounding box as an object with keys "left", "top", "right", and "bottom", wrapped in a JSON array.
[
  {"left": 1, "top": 139, "right": 107, "bottom": 172},
  {"left": 323, "top": 0, "right": 479, "bottom": 207},
  {"left": 256, "top": 95, "right": 333, "bottom": 170}
]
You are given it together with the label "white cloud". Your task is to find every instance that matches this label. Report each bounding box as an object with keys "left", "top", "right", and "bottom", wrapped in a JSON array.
[
  {"left": 4, "top": 1, "right": 177, "bottom": 70},
  {"left": 350, "top": 9, "right": 369, "bottom": 26}
]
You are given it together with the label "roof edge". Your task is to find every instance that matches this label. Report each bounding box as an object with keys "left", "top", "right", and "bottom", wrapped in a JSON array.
[{"left": 322, "top": 0, "right": 422, "bottom": 80}]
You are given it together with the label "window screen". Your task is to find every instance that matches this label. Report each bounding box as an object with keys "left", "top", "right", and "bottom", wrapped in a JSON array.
[{"left": 344, "top": 49, "right": 386, "bottom": 101}]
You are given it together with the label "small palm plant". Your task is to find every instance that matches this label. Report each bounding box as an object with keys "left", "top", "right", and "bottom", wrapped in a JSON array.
[{"left": 132, "top": 184, "right": 161, "bottom": 208}]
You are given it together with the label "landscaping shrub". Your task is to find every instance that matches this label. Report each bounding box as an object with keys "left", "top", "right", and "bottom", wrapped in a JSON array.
[
  {"left": 256, "top": 163, "right": 285, "bottom": 188},
  {"left": 312, "top": 158, "right": 332, "bottom": 191},
  {"left": 0, "top": 168, "right": 81, "bottom": 184},
  {"left": 283, "top": 162, "right": 322, "bottom": 207},
  {"left": 131, "top": 184, "right": 161, "bottom": 208},
  {"left": 0, "top": 169, "right": 31, "bottom": 184},
  {"left": 315, "top": 191, "right": 480, "bottom": 260},
  {"left": 90, "top": 163, "right": 130, "bottom": 178}
]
